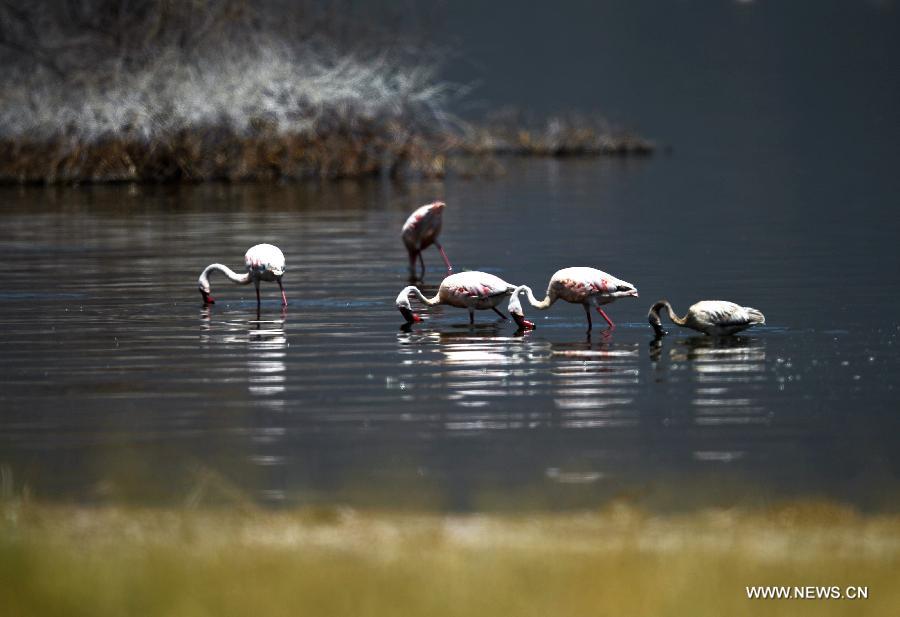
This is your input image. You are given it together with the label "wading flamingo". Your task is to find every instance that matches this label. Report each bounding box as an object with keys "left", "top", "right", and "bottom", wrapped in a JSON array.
[
  {"left": 511, "top": 267, "right": 638, "bottom": 330},
  {"left": 648, "top": 300, "right": 765, "bottom": 337},
  {"left": 396, "top": 271, "right": 521, "bottom": 325},
  {"left": 198, "top": 243, "right": 287, "bottom": 308},
  {"left": 402, "top": 201, "right": 452, "bottom": 279}
]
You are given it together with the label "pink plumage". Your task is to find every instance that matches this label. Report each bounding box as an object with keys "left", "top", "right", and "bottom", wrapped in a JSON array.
[
  {"left": 510, "top": 267, "right": 638, "bottom": 330},
  {"left": 401, "top": 201, "right": 452, "bottom": 279},
  {"left": 396, "top": 271, "right": 524, "bottom": 325}
]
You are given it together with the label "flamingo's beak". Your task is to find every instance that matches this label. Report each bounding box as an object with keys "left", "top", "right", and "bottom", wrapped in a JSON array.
[
  {"left": 617, "top": 285, "right": 638, "bottom": 298},
  {"left": 650, "top": 321, "right": 666, "bottom": 337},
  {"left": 200, "top": 289, "right": 215, "bottom": 304},
  {"left": 398, "top": 306, "right": 421, "bottom": 323},
  {"left": 511, "top": 312, "right": 535, "bottom": 330}
]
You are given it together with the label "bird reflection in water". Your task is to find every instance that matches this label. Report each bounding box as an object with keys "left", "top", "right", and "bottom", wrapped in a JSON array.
[
  {"left": 395, "top": 326, "right": 540, "bottom": 419},
  {"left": 550, "top": 337, "right": 641, "bottom": 429},
  {"left": 246, "top": 309, "right": 289, "bottom": 503},
  {"left": 198, "top": 306, "right": 289, "bottom": 503},
  {"left": 650, "top": 335, "right": 770, "bottom": 432}
]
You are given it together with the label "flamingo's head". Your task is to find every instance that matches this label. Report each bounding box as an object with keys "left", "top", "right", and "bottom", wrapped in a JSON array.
[
  {"left": 395, "top": 289, "right": 421, "bottom": 323},
  {"left": 612, "top": 281, "right": 639, "bottom": 299},
  {"left": 199, "top": 286, "right": 215, "bottom": 304},
  {"left": 508, "top": 290, "right": 535, "bottom": 330},
  {"left": 648, "top": 301, "right": 668, "bottom": 337}
]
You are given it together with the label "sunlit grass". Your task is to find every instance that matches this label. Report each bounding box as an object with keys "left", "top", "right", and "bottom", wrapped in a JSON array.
[{"left": 1, "top": 499, "right": 897, "bottom": 617}]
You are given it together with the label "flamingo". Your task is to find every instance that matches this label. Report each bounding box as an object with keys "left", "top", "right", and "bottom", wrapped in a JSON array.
[
  {"left": 402, "top": 201, "right": 452, "bottom": 279},
  {"left": 198, "top": 243, "right": 287, "bottom": 308},
  {"left": 396, "top": 271, "right": 523, "bottom": 325},
  {"left": 511, "top": 267, "right": 639, "bottom": 330},
  {"left": 648, "top": 300, "right": 765, "bottom": 337}
]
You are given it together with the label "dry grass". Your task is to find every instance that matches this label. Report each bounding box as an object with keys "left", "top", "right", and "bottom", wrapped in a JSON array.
[{"left": 1, "top": 499, "right": 897, "bottom": 617}]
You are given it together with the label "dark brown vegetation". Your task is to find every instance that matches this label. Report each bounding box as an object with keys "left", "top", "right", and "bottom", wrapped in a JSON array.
[
  {"left": 0, "top": 1, "right": 652, "bottom": 184},
  {"left": 465, "top": 107, "right": 655, "bottom": 157}
]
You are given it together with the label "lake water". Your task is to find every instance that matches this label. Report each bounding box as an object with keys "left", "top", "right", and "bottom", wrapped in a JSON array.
[{"left": 0, "top": 151, "right": 897, "bottom": 511}]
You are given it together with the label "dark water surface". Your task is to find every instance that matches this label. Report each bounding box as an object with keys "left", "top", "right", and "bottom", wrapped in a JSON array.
[{"left": 0, "top": 153, "right": 897, "bottom": 511}]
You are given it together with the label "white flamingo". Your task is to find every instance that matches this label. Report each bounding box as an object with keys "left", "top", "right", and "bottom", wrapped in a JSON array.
[
  {"left": 402, "top": 201, "right": 452, "bottom": 278},
  {"left": 198, "top": 243, "right": 287, "bottom": 307},
  {"left": 511, "top": 267, "right": 639, "bottom": 330},
  {"left": 648, "top": 300, "right": 765, "bottom": 336},
  {"left": 396, "top": 271, "right": 521, "bottom": 325}
]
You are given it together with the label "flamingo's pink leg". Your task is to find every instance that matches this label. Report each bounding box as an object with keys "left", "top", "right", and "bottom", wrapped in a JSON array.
[
  {"left": 278, "top": 279, "right": 288, "bottom": 306},
  {"left": 255, "top": 279, "right": 261, "bottom": 307},
  {"left": 418, "top": 251, "right": 426, "bottom": 279},
  {"left": 596, "top": 308, "right": 615, "bottom": 328},
  {"left": 435, "top": 242, "right": 452, "bottom": 273}
]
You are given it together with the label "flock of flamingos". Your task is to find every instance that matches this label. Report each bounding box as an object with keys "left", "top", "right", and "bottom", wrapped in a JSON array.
[{"left": 197, "top": 201, "right": 765, "bottom": 337}]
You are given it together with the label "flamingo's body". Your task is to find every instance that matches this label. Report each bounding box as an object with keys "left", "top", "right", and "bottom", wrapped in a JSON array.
[
  {"left": 396, "top": 271, "right": 525, "bottom": 325},
  {"left": 402, "top": 201, "right": 452, "bottom": 278},
  {"left": 648, "top": 300, "right": 765, "bottom": 337},
  {"left": 198, "top": 243, "right": 287, "bottom": 307},
  {"left": 512, "top": 266, "right": 639, "bottom": 330}
]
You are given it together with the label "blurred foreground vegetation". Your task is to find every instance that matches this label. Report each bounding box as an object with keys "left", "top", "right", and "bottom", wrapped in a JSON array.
[
  {"left": 1, "top": 498, "right": 897, "bottom": 617},
  {"left": 0, "top": 0, "right": 652, "bottom": 184}
]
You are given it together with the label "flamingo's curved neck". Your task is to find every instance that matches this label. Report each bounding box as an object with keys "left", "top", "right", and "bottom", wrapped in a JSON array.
[
  {"left": 652, "top": 301, "right": 687, "bottom": 326},
  {"left": 518, "top": 285, "right": 554, "bottom": 310},
  {"left": 199, "top": 263, "right": 250, "bottom": 289},
  {"left": 402, "top": 286, "right": 441, "bottom": 306}
]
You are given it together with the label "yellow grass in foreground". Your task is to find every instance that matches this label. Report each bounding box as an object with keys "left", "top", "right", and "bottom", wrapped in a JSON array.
[{"left": 1, "top": 501, "right": 898, "bottom": 617}]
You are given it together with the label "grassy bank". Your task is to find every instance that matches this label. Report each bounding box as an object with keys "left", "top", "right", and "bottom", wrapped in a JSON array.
[
  {"left": 1, "top": 500, "right": 897, "bottom": 617},
  {"left": 0, "top": 2, "right": 652, "bottom": 184}
]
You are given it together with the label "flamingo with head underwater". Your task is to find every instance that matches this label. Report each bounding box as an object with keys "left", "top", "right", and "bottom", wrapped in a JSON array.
[
  {"left": 198, "top": 243, "right": 287, "bottom": 308},
  {"left": 648, "top": 300, "right": 765, "bottom": 337},
  {"left": 402, "top": 201, "right": 452, "bottom": 279},
  {"left": 510, "top": 267, "right": 638, "bottom": 330},
  {"left": 396, "top": 271, "right": 527, "bottom": 325}
]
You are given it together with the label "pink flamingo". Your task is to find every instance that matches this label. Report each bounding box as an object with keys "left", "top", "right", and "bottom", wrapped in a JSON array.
[
  {"left": 511, "top": 267, "right": 638, "bottom": 331},
  {"left": 402, "top": 201, "right": 452, "bottom": 279},
  {"left": 396, "top": 271, "right": 524, "bottom": 325},
  {"left": 198, "top": 243, "right": 287, "bottom": 308}
]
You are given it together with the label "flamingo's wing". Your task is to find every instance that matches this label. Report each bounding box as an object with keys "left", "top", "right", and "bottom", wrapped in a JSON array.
[
  {"left": 451, "top": 272, "right": 510, "bottom": 300},
  {"left": 553, "top": 274, "right": 610, "bottom": 302},
  {"left": 457, "top": 281, "right": 507, "bottom": 300},
  {"left": 402, "top": 203, "right": 443, "bottom": 248},
  {"left": 690, "top": 301, "right": 752, "bottom": 326},
  {"left": 245, "top": 244, "right": 285, "bottom": 276}
]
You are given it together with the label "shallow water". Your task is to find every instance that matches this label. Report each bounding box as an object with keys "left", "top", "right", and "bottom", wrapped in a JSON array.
[{"left": 0, "top": 154, "right": 897, "bottom": 511}]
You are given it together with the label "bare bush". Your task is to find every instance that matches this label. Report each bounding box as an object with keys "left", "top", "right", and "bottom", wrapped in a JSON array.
[{"left": 0, "top": 0, "right": 463, "bottom": 181}]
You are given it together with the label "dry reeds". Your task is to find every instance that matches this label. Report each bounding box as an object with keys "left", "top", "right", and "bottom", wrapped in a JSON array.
[{"left": 0, "top": 2, "right": 653, "bottom": 184}]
